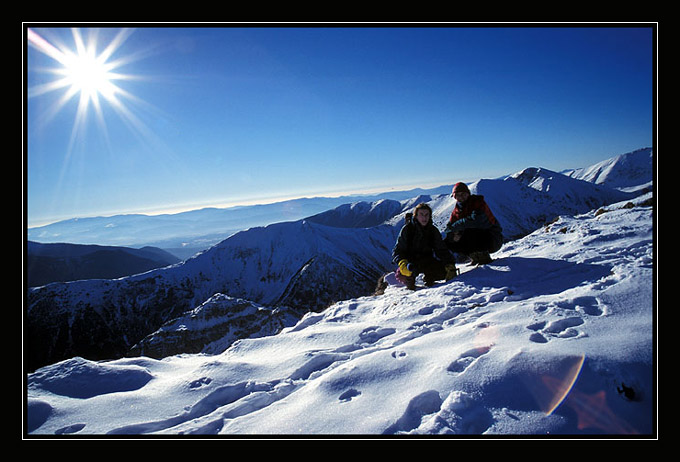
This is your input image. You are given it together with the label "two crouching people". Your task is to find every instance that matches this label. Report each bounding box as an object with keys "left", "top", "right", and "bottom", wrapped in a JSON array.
[{"left": 391, "top": 183, "right": 503, "bottom": 290}]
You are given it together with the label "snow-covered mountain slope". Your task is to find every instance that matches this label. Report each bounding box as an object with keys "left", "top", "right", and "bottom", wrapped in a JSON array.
[
  {"left": 26, "top": 194, "right": 654, "bottom": 436},
  {"left": 25, "top": 219, "right": 399, "bottom": 372},
  {"left": 562, "top": 147, "right": 653, "bottom": 192},
  {"left": 306, "top": 198, "right": 409, "bottom": 228},
  {"left": 467, "top": 166, "right": 635, "bottom": 240}
]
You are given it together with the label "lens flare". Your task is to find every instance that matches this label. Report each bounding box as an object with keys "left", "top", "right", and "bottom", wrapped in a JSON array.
[
  {"left": 532, "top": 355, "right": 640, "bottom": 434},
  {"left": 541, "top": 354, "right": 586, "bottom": 416}
]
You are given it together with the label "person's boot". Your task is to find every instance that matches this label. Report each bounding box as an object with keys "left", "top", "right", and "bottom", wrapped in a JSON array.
[
  {"left": 395, "top": 269, "right": 417, "bottom": 290},
  {"left": 469, "top": 251, "right": 492, "bottom": 265},
  {"left": 444, "top": 263, "right": 458, "bottom": 281},
  {"left": 374, "top": 274, "right": 388, "bottom": 295}
]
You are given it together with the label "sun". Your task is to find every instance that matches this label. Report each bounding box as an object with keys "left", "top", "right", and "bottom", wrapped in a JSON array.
[
  {"left": 27, "top": 27, "right": 148, "bottom": 149},
  {"left": 60, "top": 42, "right": 117, "bottom": 104}
]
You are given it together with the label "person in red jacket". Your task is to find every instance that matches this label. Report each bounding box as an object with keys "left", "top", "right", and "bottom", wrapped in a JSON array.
[{"left": 444, "top": 182, "right": 503, "bottom": 265}]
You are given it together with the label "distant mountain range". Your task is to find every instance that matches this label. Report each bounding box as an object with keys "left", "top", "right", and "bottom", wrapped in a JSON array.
[
  {"left": 27, "top": 187, "right": 453, "bottom": 260},
  {"left": 24, "top": 148, "right": 653, "bottom": 372},
  {"left": 26, "top": 242, "right": 180, "bottom": 288}
]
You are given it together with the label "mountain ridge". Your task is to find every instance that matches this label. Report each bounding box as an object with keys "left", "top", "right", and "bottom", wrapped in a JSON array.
[{"left": 562, "top": 147, "right": 653, "bottom": 192}]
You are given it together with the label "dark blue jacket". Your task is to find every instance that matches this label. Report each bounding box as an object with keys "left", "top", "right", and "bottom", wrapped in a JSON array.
[{"left": 392, "top": 219, "right": 454, "bottom": 265}]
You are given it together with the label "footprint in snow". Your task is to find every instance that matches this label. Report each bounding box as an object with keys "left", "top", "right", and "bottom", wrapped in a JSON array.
[
  {"left": 528, "top": 316, "right": 583, "bottom": 342},
  {"left": 290, "top": 352, "right": 349, "bottom": 381},
  {"left": 189, "top": 376, "right": 212, "bottom": 389},
  {"left": 557, "top": 296, "right": 605, "bottom": 316},
  {"left": 418, "top": 305, "right": 437, "bottom": 315},
  {"left": 447, "top": 345, "right": 493, "bottom": 373},
  {"left": 332, "top": 327, "right": 396, "bottom": 354},
  {"left": 527, "top": 295, "right": 605, "bottom": 343},
  {"left": 544, "top": 317, "right": 584, "bottom": 335},
  {"left": 55, "top": 423, "right": 86, "bottom": 435},
  {"left": 529, "top": 332, "right": 549, "bottom": 343},
  {"left": 359, "top": 326, "right": 396, "bottom": 345},
  {"left": 383, "top": 390, "right": 442, "bottom": 434},
  {"left": 338, "top": 388, "right": 361, "bottom": 402}
]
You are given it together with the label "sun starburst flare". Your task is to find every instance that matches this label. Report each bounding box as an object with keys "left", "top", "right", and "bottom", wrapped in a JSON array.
[{"left": 27, "top": 27, "right": 159, "bottom": 153}]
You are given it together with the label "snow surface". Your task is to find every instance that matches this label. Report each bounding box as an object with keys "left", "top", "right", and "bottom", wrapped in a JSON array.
[{"left": 26, "top": 194, "right": 655, "bottom": 437}]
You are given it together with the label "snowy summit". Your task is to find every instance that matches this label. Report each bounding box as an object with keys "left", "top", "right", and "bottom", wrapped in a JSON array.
[{"left": 25, "top": 149, "right": 655, "bottom": 438}]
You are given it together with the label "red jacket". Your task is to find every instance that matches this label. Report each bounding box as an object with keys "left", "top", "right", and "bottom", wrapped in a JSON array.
[{"left": 446, "top": 195, "right": 499, "bottom": 232}]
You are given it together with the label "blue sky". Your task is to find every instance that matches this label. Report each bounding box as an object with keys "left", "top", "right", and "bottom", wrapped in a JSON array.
[{"left": 26, "top": 25, "right": 654, "bottom": 227}]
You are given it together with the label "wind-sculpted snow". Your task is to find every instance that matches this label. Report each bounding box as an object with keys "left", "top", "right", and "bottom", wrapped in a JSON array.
[{"left": 27, "top": 196, "right": 654, "bottom": 436}]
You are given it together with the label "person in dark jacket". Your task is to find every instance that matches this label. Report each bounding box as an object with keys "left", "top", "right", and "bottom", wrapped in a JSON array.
[
  {"left": 444, "top": 182, "right": 503, "bottom": 265},
  {"left": 392, "top": 203, "right": 457, "bottom": 289}
]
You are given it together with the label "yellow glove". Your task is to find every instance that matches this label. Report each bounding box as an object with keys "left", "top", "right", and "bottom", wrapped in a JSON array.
[
  {"left": 398, "top": 259, "right": 412, "bottom": 277},
  {"left": 445, "top": 263, "right": 458, "bottom": 281}
]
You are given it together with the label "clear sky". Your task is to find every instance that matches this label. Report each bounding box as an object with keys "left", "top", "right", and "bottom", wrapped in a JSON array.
[{"left": 25, "top": 25, "right": 655, "bottom": 227}]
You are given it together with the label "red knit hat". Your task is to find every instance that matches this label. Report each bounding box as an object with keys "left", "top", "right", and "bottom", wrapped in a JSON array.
[{"left": 451, "top": 182, "right": 470, "bottom": 196}]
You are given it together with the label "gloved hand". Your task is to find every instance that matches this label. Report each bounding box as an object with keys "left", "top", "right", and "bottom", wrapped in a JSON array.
[
  {"left": 398, "top": 259, "right": 413, "bottom": 277},
  {"left": 445, "top": 263, "right": 458, "bottom": 281},
  {"left": 444, "top": 226, "right": 462, "bottom": 243}
]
